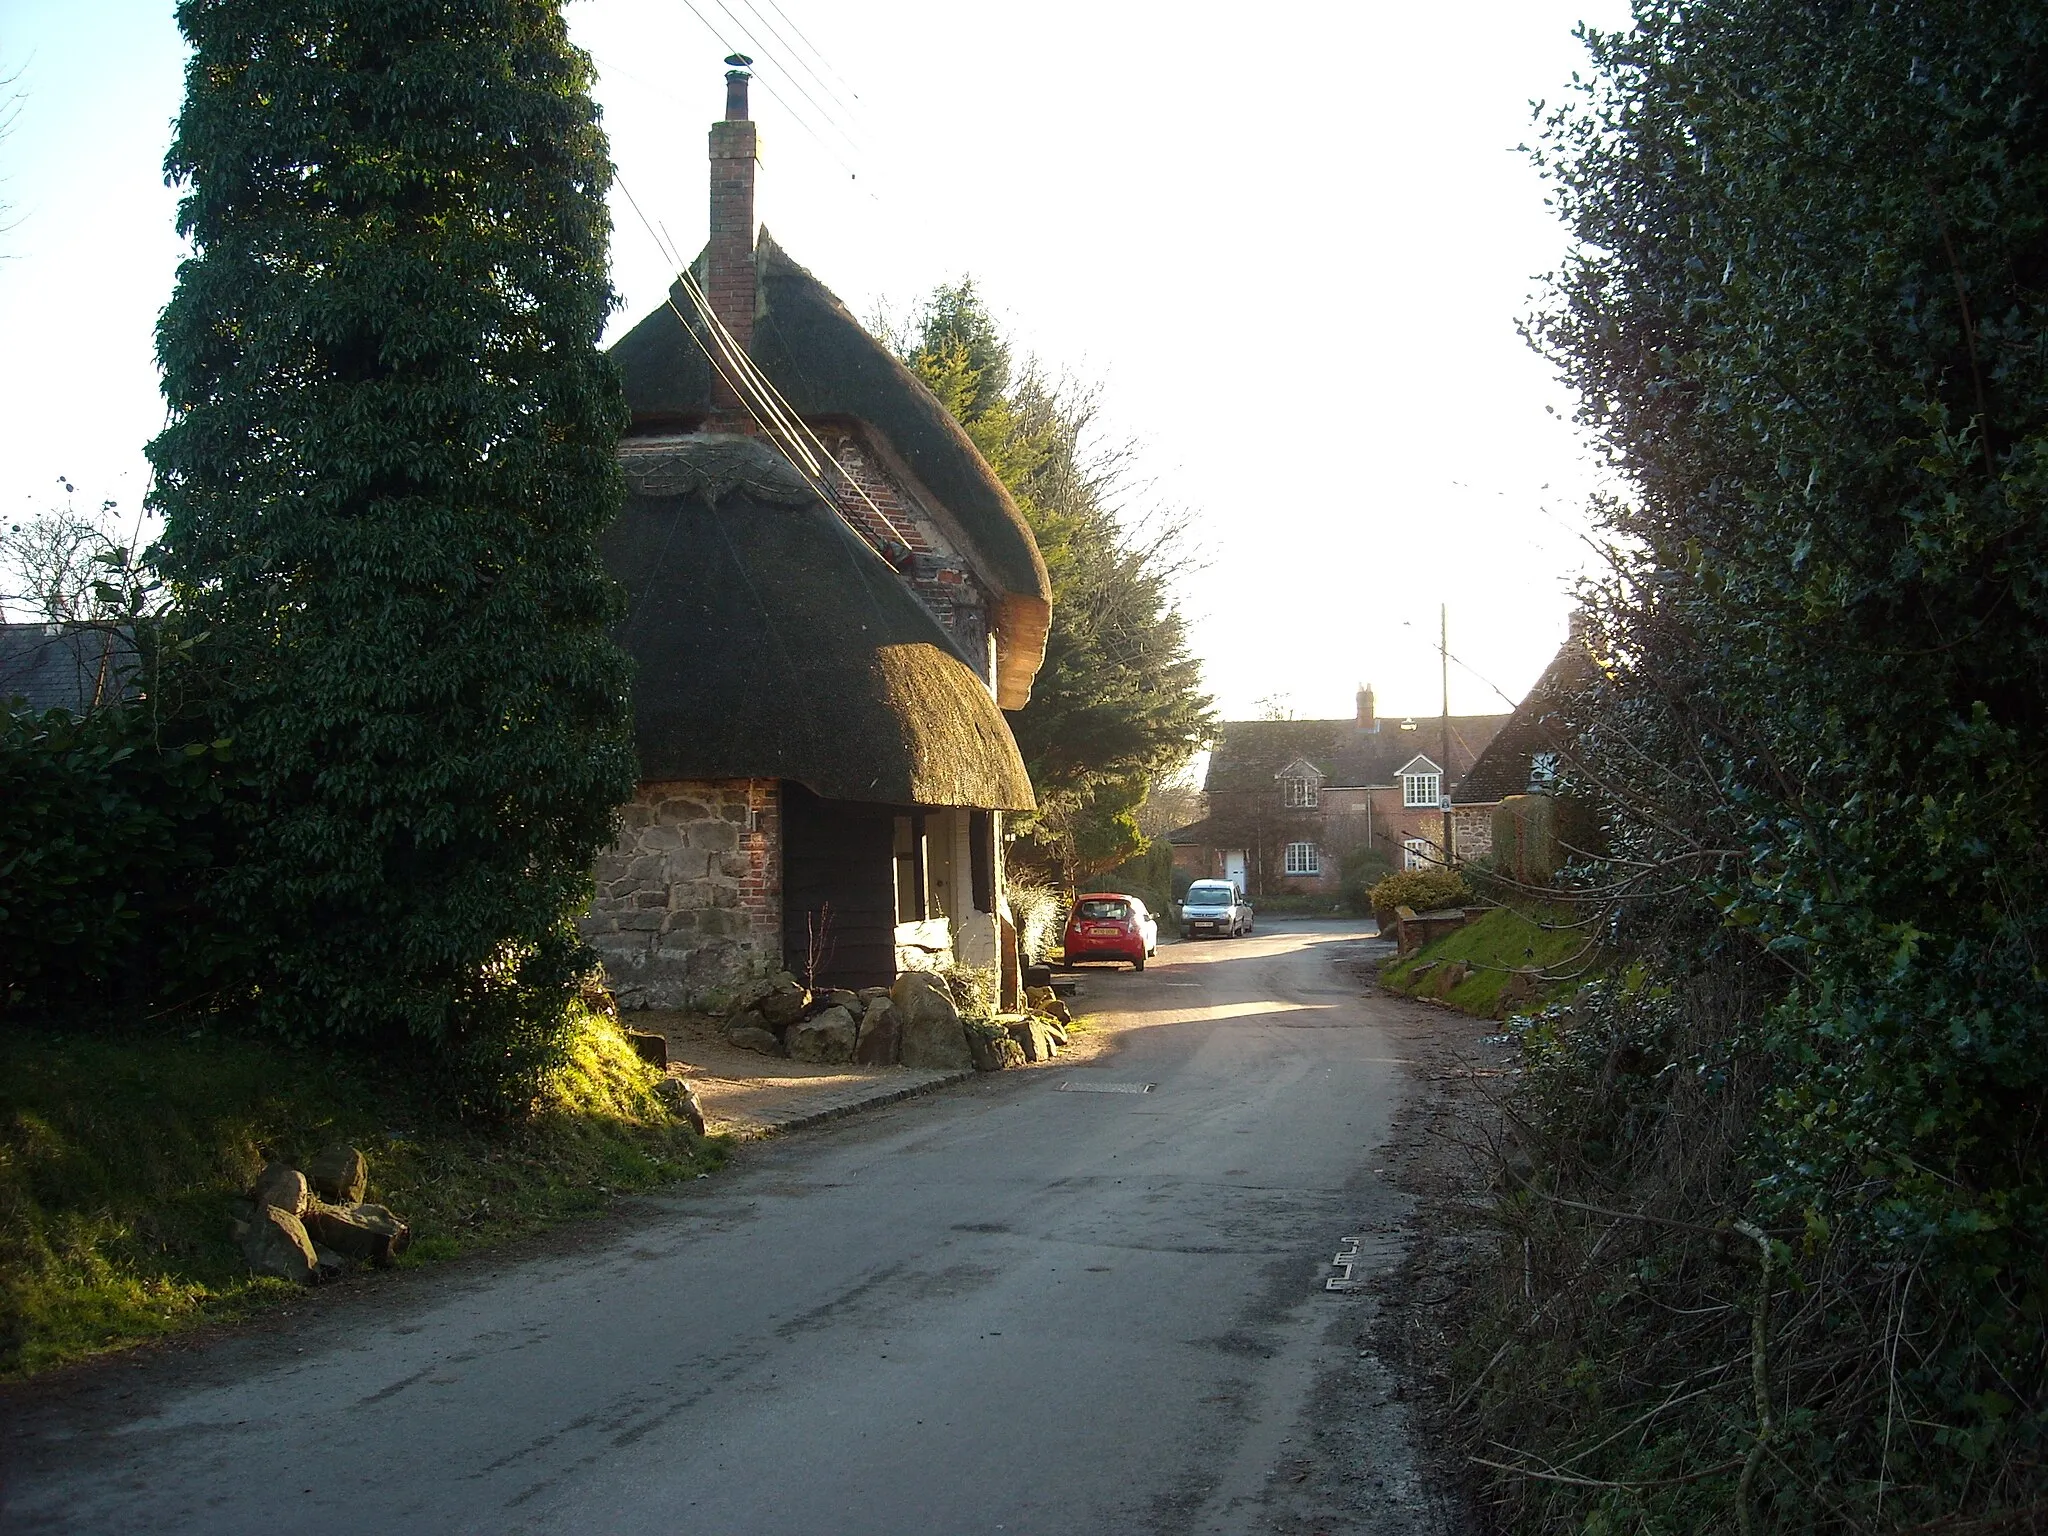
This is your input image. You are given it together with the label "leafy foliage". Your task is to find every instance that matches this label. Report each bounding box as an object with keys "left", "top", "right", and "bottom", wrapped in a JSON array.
[
  {"left": 1365, "top": 867, "right": 1470, "bottom": 921},
  {"left": 1459, "top": 2, "right": 2048, "bottom": 1526},
  {"left": 148, "top": 0, "right": 636, "bottom": 1113},
  {"left": 0, "top": 704, "right": 236, "bottom": 1019},
  {"left": 893, "top": 281, "right": 1213, "bottom": 882}
]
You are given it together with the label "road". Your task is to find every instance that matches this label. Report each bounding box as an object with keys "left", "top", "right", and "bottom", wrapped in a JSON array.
[{"left": 3, "top": 920, "right": 1461, "bottom": 1534}]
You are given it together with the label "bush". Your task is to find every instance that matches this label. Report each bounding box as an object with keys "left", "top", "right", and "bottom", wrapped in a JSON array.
[
  {"left": 1339, "top": 846, "right": 1393, "bottom": 915},
  {"left": 0, "top": 704, "right": 236, "bottom": 1019},
  {"left": 1365, "top": 869, "right": 1472, "bottom": 926},
  {"left": 1004, "top": 875, "right": 1065, "bottom": 964}
]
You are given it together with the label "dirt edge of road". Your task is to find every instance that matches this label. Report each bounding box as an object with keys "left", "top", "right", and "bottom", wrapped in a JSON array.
[{"left": 1346, "top": 955, "right": 1516, "bottom": 1536}]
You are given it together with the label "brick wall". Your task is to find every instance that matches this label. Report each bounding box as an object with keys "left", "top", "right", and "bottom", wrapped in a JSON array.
[{"left": 580, "top": 778, "right": 782, "bottom": 1010}]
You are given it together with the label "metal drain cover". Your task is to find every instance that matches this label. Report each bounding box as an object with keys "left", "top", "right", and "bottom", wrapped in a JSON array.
[{"left": 1058, "top": 1080, "right": 1155, "bottom": 1094}]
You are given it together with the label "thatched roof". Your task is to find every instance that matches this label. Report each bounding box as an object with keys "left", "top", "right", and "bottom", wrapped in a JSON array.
[
  {"left": 0, "top": 623, "right": 137, "bottom": 714},
  {"left": 604, "top": 435, "right": 1033, "bottom": 812},
  {"left": 1456, "top": 639, "right": 1602, "bottom": 804},
  {"left": 608, "top": 233, "right": 1053, "bottom": 707},
  {"left": 1202, "top": 714, "right": 1511, "bottom": 797}
]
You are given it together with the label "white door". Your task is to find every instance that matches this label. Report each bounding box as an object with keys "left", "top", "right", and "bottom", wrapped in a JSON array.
[{"left": 1223, "top": 849, "right": 1248, "bottom": 892}]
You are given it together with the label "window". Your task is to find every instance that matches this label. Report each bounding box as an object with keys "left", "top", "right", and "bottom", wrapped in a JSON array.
[
  {"left": 1402, "top": 771, "right": 1441, "bottom": 809},
  {"left": 1403, "top": 837, "right": 1434, "bottom": 871},
  {"left": 1075, "top": 898, "right": 1132, "bottom": 921},
  {"left": 1281, "top": 773, "right": 1318, "bottom": 808},
  {"left": 1529, "top": 750, "right": 1559, "bottom": 789},
  {"left": 1284, "top": 841, "right": 1321, "bottom": 876}
]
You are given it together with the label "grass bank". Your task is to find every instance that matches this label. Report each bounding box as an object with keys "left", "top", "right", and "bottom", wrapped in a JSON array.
[
  {"left": 0, "top": 1012, "right": 725, "bottom": 1378},
  {"left": 1379, "top": 903, "right": 1591, "bottom": 1018}
]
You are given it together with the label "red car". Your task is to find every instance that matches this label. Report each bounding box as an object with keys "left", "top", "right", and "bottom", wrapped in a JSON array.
[{"left": 1062, "top": 893, "right": 1159, "bottom": 972}]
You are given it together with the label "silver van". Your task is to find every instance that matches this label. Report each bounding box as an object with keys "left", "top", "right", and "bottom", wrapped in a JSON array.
[{"left": 1180, "top": 880, "right": 1253, "bottom": 939}]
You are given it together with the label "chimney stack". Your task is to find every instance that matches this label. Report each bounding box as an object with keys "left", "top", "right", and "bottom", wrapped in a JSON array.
[
  {"left": 1356, "top": 683, "right": 1377, "bottom": 732},
  {"left": 706, "top": 54, "right": 758, "bottom": 423}
]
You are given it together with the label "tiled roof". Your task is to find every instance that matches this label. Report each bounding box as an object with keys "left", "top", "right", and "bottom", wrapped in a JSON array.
[
  {"left": 1201, "top": 713, "right": 1511, "bottom": 797},
  {"left": 0, "top": 623, "right": 137, "bottom": 715}
]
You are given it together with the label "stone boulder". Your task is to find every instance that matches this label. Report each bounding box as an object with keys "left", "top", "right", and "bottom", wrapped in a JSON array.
[
  {"left": 1003, "top": 1014, "right": 1060, "bottom": 1063},
  {"left": 787, "top": 1005, "right": 858, "bottom": 1064},
  {"left": 966, "top": 1021, "right": 1025, "bottom": 1072},
  {"left": 305, "top": 1145, "right": 368, "bottom": 1206},
  {"left": 825, "top": 988, "right": 862, "bottom": 1014},
  {"left": 302, "top": 1201, "right": 411, "bottom": 1268},
  {"left": 1432, "top": 961, "right": 1470, "bottom": 1000},
  {"left": 251, "top": 1162, "right": 309, "bottom": 1217},
  {"left": 891, "top": 972, "right": 972, "bottom": 1071},
  {"left": 759, "top": 979, "right": 811, "bottom": 1027},
  {"left": 1497, "top": 967, "right": 1543, "bottom": 1017},
  {"left": 852, "top": 998, "right": 901, "bottom": 1066},
  {"left": 243, "top": 1204, "right": 318, "bottom": 1283},
  {"left": 654, "top": 1076, "right": 706, "bottom": 1134}
]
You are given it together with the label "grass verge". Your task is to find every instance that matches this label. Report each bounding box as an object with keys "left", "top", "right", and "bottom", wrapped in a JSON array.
[
  {"left": 1379, "top": 903, "right": 1591, "bottom": 1017},
  {"left": 0, "top": 1010, "right": 727, "bottom": 1379}
]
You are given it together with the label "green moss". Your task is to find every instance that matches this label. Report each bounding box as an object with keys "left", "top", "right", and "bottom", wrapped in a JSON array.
[
  {"left": 0, "top": 1011, "right": 727, "bottom": 1378},
  {"left": 1380, "top": 904, "right": 1592, "bottom": 1018}
]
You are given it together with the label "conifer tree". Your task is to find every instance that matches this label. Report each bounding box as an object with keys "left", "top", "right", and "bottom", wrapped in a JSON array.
[{"left": 150, "top": 0, "right": 635, "bottom": 1108}]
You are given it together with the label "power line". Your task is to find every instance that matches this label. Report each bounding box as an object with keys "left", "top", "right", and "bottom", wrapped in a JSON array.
[
  {"left": 728, "top": 0, "right": 861, "bottom": 128},
  {"left": 753, "top": 0, "right": 860, "bottom": 104},
  {"left": 710, "top": 0, "right": 862, "bottom": 151},
  {"left": 671, "top": 1, "right": 865, "bottom": 182}
]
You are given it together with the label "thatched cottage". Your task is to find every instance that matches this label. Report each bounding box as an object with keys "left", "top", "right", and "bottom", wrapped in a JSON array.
[{"left": 578, "top": 63, "right": 1051, "bottom": 1008}]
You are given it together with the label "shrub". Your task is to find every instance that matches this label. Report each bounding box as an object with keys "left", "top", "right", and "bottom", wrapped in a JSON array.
[
  {"left": 1339, "top": 846, "right": 1393, "bottom": 915},
  {"left": 1365, "top": 869, "right": 1471, "bottom": 926},
  {"left": 0, "top": 703, "right": 236, "bottom": 1019}
]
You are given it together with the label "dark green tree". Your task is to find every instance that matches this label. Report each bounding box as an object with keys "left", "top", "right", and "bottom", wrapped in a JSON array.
[
  {"left": 896, "top": 282, "right": 1213, "bottom": 883},
  {"left": 150, "top": 0, "right": 635, "bottom": 1110}
]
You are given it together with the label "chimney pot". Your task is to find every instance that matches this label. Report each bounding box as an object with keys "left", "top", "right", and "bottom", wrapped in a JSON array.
[{"left": 723, "top": 54, "right": 752, "bottom": 120}]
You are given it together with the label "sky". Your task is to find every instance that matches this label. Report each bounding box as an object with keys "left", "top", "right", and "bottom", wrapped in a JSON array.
[{"left": 0, "top": 0, "right": 1632, "bottom": 722}]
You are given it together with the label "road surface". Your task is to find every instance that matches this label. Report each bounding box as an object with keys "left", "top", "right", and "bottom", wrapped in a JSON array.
[{"left": 3, "top": 920, "right": 1459, "bottom": 1534}]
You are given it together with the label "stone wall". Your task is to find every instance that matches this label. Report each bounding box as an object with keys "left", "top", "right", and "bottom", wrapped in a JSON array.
[
  {"left": 1451, "top": 806, "right": 1495, "bottom": 861},
  {"left": 580, "top": 778, "right": 782, "bottom": 1010}
]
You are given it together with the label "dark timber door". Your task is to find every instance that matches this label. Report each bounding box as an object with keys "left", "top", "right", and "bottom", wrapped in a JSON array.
[{"left": 780, "top": 782, "right": 898, "bottom": 989}]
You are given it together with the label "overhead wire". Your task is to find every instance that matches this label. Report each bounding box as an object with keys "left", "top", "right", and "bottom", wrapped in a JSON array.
[
  {"left": 673, "top": 0, "right": 865, "bottom": 182},
  {"left": 710, "top": 0, "right": 861, "bottom": 150},
  {"left": 751, "top": 0, "right": 860, "bottom": 104},
  {"left": 726, "top": 0, "right": 861, "bottom": 130}
]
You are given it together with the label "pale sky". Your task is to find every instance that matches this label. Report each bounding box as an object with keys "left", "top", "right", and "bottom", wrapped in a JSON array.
[{"left": 0, "top": 0, "right": 1631, "bottom": 721}]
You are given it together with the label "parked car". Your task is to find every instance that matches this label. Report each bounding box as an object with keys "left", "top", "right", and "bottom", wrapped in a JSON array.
[
  {"left": 1062, "top": 892, "right": 1159, "bottom": 971},
  {"left": 1179, "top": 879, "right": 1253, "bottom": 939}
]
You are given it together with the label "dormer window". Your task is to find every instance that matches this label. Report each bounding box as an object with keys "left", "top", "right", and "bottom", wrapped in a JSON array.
[
  {"left": 1399, "top": 756, "right": 1444, "bottom": 809},
  {"left": 1282, "top": 774, "right": 1318, "bottom": 808}
]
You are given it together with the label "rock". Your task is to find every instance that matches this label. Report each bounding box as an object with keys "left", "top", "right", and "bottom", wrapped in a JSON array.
[
  {"left": 251, "top": 1162, "right": 309, "bottom": 1217},
  {"left": 654, "top": 1076, "right": 706, "bottom": 1134},
  {"left": 1039, "top": 1017, "right": 1069, "bottom": 1047},
  {"left": 1498, "top": 967, "right": 1543, "bottom": 1012},
  {"left": 623, "top": 1029, "right": 669, "bottom": 1069},
  {"left": 966, "top": 1021, "right": 1025, "bottom": 1072},
  {"left": 242, "top": 1204, "right": 318, "bottom": 1283},
  {"left": 1024, "top": 985, "right": 1058, "bottom": 1011},
  {"left": 1003, "top": 1014, "right": 1059, "bottom": 1063},
  {"left": 891, "top": 972, "right": 972, "bottom": 1070},
  {"left": 852, "top": 998, "right": 901, "bottom": 1066},
  {"left": 758, "top": 979, "right": 811, "bottom": 1028},
  {"left": 312, "top": 1244, "right": 349, "bottom": 1278},
  {"left": 787, "top": 1005, "right": 857, "bottom": 1064},
  {"left": 302, "top": 1201, "right": 411, "bottom": 1268},
  {"left": 825, "top": 988, "right": 862, "bottom": 1015},
  {"left": 1432, "top": 961, "right": 1470, "bottom": 1000},
  {"left": 304, "top": 1145, "right": 368, "bottom": 1206},
  {"left": 856, "top": 986, "right": 892, "bottom": 1004},
  {"left": 727, "top": 1025, "right": 785, "bottom": 1057}
]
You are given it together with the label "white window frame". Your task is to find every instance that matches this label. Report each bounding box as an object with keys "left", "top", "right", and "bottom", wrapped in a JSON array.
[
  {"left": 1284, "top": 841, "right": 1321, "bottom": 876},
  {"left": 1402, "top": 771, "right": 1441, "bottom": 809},
  {"left": 1403, "top": 836, "right": 1434, "bottom": 871},
  {"left": 1281, "top": 774, "right": 1318, "bottom": 809}
]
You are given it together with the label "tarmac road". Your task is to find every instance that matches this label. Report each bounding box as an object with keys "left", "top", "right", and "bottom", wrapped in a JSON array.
[{"left": 2, "top": 920, "right": 1455, "bottom": 1534}]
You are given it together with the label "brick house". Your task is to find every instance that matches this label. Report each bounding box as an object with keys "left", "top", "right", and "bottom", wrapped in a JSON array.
[
  {"left": 1169, "top": 686, "right": 1510, "bottom": 896},
  {"left": 577, "top": 64, "right": 1052, "bottom": 1008}
]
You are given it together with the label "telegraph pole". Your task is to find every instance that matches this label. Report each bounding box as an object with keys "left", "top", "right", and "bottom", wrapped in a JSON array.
[{"left": 1439, "top": 604, "right": 1454, "bottom": 870}]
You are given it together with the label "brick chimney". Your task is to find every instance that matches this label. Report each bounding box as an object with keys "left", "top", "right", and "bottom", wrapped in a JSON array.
[
  {"left": 706, "top": 55, "right": 758, "bottom": 423},
  {"left": 1356, "top": 682, "right": 1377, "bottom": 732}
]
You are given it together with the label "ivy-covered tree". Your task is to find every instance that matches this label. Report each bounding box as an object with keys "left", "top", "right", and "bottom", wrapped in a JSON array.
[
  {"left": 895, "top": 282, "right": 1213, "bottom": 883},
  {"left": 150, "top": 0, "right": 635, "bottom": 1110}
]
